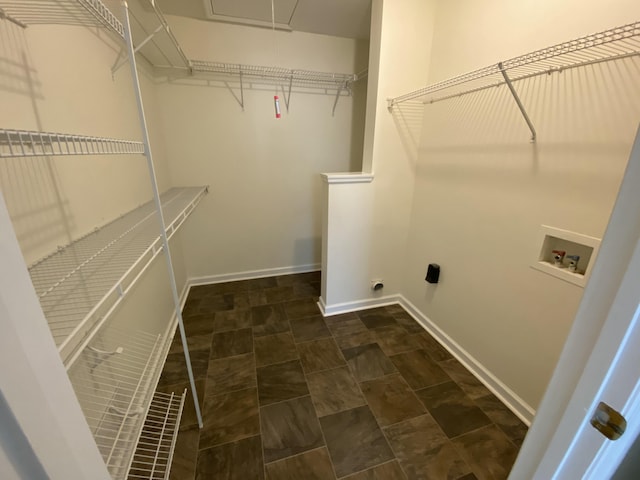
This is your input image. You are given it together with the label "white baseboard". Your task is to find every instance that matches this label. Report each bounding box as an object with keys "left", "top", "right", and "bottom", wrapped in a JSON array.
[
  {"left": 319, "top": 292, "right": 535, "bottom": 425},
  {"left": 318, "top": 294, "right": 402, "bottom": 316},
  {"left": 188, "top": 264, "right": 321, "bottom": 287},
  {"left": 398, "top": 295, "right": 536, "bottom": 425}
]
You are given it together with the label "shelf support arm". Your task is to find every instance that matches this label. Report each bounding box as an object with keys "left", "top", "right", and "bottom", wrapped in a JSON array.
[
  {"left": 112, "top": 24, "right": 164, "bottom": 75},
  {"left": 122, "top": 0, "right": 203, "bottom": 429},
  {"left": 282, "top": 75, "right": 293, "bottom": 113},
  {"left": 223, "top": 68, "right": 244, "bottom": 110},
  {"left": 0, "top": 8, "right": 27, "bottom": 28},
  {"left": 332, "top": 82, "right": 347, "bottom": 117},
  {"left": 498, "top": 62, "right": 537, "bottom": 143}
]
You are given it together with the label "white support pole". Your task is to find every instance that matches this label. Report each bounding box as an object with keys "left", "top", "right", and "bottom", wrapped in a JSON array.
[{"left": 121, "top": 0, "right": 203, "bottom": 428}]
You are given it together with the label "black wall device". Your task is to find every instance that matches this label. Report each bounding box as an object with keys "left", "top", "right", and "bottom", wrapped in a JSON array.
[{"left": 426, "top": 264, "right": 440, "bottom": 284}]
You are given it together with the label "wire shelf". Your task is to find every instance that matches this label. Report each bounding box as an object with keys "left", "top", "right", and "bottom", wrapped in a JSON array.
[
  {"left": 0, "top": 0, "right": 124, "bottom": 37},
  {"left": 388, "top": 21, "right": 640, "bottom": 108},
  {"left": 190, "top": 60, "right": 359, "bottom": 90},
  {"left": 123, "top": 0, "right": 189, "bottom": 71},
  {"left": 27, "top": 186, "right": 208, "bottom": 366},
  {"left": 68, "top": 325, "right": 176, "bottom": 479},
  {"left": 127, "top": 390, "right": 186, "bottom": 480},
  {"left": 0, "top": 129, "right": 144, "bottom": 158}
]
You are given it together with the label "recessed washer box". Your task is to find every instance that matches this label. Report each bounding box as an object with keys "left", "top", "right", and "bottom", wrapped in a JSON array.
[{"left": 531, "top": 225, "right": 601, "bottom": 287}]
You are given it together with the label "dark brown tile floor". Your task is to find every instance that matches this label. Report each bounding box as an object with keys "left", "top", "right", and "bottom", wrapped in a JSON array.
[{"left": 161, "top": 272, "right": 528, "bottom": 480}]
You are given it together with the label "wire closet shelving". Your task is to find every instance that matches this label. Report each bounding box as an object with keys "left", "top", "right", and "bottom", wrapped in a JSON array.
[
  {"left": 0, "top": 0, "right": 364, "bottom": 99},
  {"left": 68, "top": 326, "right": 180, "bottom": 480},
  {"left": 0, "top": 0, "right": 190, "bottom": 71},
  {"left": 388, "top": 21, "right": 640, "bottom": 142},
  {"left": 0, "top": 1, "right": 207, "bottom": 479},
  {"left": 25, "top": 184, "right": 208, "bottom": 366}
]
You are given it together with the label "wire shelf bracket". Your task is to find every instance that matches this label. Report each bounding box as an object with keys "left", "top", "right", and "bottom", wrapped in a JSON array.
[
  {"left": 498, "top": 62, "right": 536, "bottom": 143},
  {"left": 387, "top": 21, "right": 640, "bottom": 142}
]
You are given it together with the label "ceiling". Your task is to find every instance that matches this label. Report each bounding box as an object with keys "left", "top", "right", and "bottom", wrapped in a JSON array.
[{"left": 156, "top": 0, "right": 372, "bottom": 39}]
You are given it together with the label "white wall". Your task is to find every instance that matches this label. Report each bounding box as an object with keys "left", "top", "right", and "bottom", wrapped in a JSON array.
[
  {"left": 156, "top": 16, "right": 368, "bottom": 280},
  {"left": 400, "top": 0, "right": 640, "bottom": 411},
  {"left": 321, "top": 0, "right": 640, "bottom": 418},
  {"left": 320, "top": 0, "right": 437, "bottom": 307},
  {"left": 0, "top": 22, "right": 172, "bottom": 265}
]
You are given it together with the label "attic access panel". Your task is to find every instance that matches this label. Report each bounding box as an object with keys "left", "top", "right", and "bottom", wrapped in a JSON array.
[{"left": 204, "top": 0, "right": 297, "bottom": 25}]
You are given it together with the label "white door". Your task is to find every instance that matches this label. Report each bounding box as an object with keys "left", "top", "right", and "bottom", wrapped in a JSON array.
[{"left": 509, "top": 125, "right": 640, "bottom": 479}]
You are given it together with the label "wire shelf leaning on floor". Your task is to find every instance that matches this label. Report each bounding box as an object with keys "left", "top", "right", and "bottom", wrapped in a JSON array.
[
  {"left": 387, "top": 21, "right": 640, "bottom": 141},
  {"left": 127, "top": 391, "right": 186, "bottom": 480},
  {"left": 68, "top": 326, "right": 182, "bottom": 480}
]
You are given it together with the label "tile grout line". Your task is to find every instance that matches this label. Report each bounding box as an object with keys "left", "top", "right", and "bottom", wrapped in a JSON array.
[
  {"left": 181, "top": 277, "right": 523, "bottom": 478},
  {"left": 336, "top": 458, "right": 403, "bottom": 480},
  {"left": 294, "top": 323, "right": 342, "bottom": 480}
]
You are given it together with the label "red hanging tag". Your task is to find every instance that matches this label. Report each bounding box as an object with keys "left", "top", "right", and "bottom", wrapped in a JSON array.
[{"left": 274, "top": 95, "right": 281, "bottom": 119}]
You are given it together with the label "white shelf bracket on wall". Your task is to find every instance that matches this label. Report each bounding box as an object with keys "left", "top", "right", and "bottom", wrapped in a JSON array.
[
  {"left": 223, "top": 66, "right": 245, "bottom": 110},
  {"left": 282, "top": 75, "right": 293, "bottom": 113},
  {"left": 332, "top": 81, "right": 348, "bottom": 117},
  {"left": 498, "top": 62, "right": 537, "bottom": 143}
]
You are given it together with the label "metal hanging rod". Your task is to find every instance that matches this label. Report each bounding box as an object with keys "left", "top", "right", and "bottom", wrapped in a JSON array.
[
  {"left": 388, "top": 20, "right": 640, "bottom": 109},
  {"left": 0, "top": 129, "right": 144, "bottom": 158}
]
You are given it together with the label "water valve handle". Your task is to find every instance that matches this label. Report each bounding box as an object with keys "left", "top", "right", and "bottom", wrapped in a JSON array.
[
  {"left": 566, "top": 254, "right": 580, "bottom": 272},
  {"left": 552, "top": 250, "right": 566, "bottom": 265}
]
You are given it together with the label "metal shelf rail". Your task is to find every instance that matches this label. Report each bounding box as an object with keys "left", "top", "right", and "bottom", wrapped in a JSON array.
[
  {"left": 388, "top": 21, "right": 640, "bottom": 142},
  {"left": 127, "top": 391, "right": 186, "bottom": 480},
  {"left": 0, "top": 129, "right": 144, "bottom": 158},
  {"left": 190, "top": 60, "right": 364, "bottom": 113},
  {"left": 26, "top": 186, "right": 208, "bottom": 367},
  {"left": 68, "top": 325, "right": 178, "bottom": 479}
]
